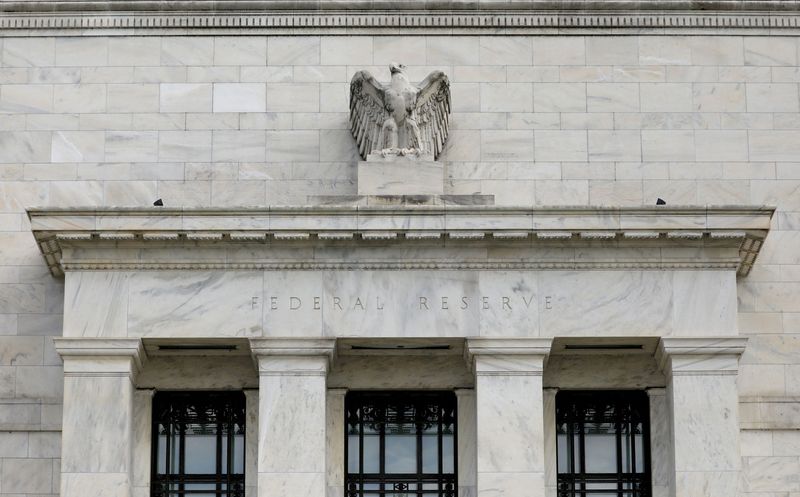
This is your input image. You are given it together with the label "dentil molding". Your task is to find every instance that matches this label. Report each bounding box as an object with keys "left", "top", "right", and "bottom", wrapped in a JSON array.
[{"left": 2, "top": 0, "right": 800, "bottom": 34}]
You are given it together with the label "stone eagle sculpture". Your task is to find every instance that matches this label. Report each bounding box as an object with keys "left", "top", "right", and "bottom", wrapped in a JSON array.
[{"left": 349, "top": 63, "right": 451, "bottom": 160}]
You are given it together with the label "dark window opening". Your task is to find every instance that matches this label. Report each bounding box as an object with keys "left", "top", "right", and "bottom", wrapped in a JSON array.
[
  {"left": 556, "top": 390, "right": 651, "bottom": 497},
  {"left": 151, "top": 391, "right": 245, "bottom": 497},
  {"left": 345, "top": 391, "right": 457, "bottom": 497}
]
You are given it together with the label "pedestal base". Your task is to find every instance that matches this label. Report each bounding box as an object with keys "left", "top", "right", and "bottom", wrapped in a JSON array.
[{"left": 358, "top": 153, "right": 443, "bottom": 196}]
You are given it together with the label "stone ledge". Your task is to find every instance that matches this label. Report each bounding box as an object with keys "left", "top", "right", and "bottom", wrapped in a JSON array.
[{"left": 28, "top": 205, "right": 775, "bottom": 278}]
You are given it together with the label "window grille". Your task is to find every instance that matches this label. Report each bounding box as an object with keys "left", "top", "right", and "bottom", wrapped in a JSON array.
[
  {"left": 556, "top": 390, "right": 651, "bottom": 497},
  {"left": 151, "top": 391, "right": 246, "bottom": 497},
  {"left": 345, "top": 391, "right": 457, "bottom": 497}
]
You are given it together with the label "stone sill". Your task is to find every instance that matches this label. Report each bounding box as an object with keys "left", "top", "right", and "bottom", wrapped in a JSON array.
[{"left": 28, "top": 205, "right": 774, "bottom": 278}]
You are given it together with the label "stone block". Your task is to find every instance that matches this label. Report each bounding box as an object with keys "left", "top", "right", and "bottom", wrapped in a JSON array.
[
  {"left": 690, "top": 37, "right": 744, "bottom": 66},
  {"left": 160, "top": 83, "right": 212, "bottom": 112},
  {"left": 158, "top": 131, "right": 213, "bottom": 162},
  {"left": 54, "top": 84, "right": 106, "bottom": 113},
  {"left": 0, "top": 84, "right": 54, "bottom": 114},
  {"left": 480, "top": 83, "right": 533, "bottom": 113},
  {"left": 214, "top": 36, "right": 267, "bottom": 65},
  {"left": 692, "top": 83, "right": 746, "bottom": 112},
  {"left": 267, "top": 83, "right": 319, "bottom": 113},
  {"left": 105, "top": 131, "right": 158, "bottom": 162},
  {"left": 750, "top": 131, "right": 800, "bottom": 161},
  {"left": 427, "top": 36, "right": 479, "bottom": 65},
  {"left": 641, "top": 130, "right": 695, "bottom": 161},
  {"left": 51, "top": 131, "right": 104, "bottom": 163},
  {"left": 640, "top": 83, "right": 693, "bottom": 112},
  {"left": 213, "top": 83, "right": 266, "bottom": 113},
  {"left": 268, "top": 37, "right": 320, "bottom": 65},
  {"left": 357, "top": 155, "right": 443, "bottom": 195},
  {"left": 107, "top": 37, "right": 161, "bottom": 66},
  {"left": 266, "top": 130, "right": 319, "bottom": 162},
  {"left": 479, "top": 37, "right": 533, "bottom": 65},
  {"left": 533, "top": 37, "right": 585, "bottom": 65},
  {"left": 2, "top": 457, "right": 54, "bottom": 493},
  {"left": 534, "top": 83, "right": 586, "bottom": 112},
  {"left": 747, "top": 83, "right": 800, "bottom": 112},
  {"left": 639, "top": 37, "right": 692, "bottom": 65},
  {"left": 588, "top": 130, "right": 641, "bottom": 162},
  {"left": 320, "top": 37, "right": 372, "bottom": 65},
  {"left": 586, "top": 36, "right": 639, "bottom": 65},
  {"left": 2, "top": 37, "right": 55, "bottom": 67},
  {"left": 212, "top": 130, "right": 266, "bottom": 162},
  {"left": 588, "top": 175, "right": 651, "bottom": 205},
  {"left": 0, "top": 336, "right": 44, "bottom": 365},
  {"left": 55, "top": 37, "right": 108, "bottom": 66},
  {"left": 534, "top": 180, "right": 589, "bottom": 206},
  {"left": 481, "top": 130, "right": 533, "bottom": 162},
  {"left": 534, "top": 130, "right": 587, "bottom": 162},
  {"left": 374, "top": 37, "right": 427, "bottom": 65},
  {"left": 211, "top": 180, "right": 266, "bottom": 206},
  {"left": 587, "top": 83, "right": 639, "bottom": 112},
  {"left": 744, "top": 37, "right": 797, "bottom": 66},
  {"left": 29, "top": 431, "right": 61, "bottom": 458},
  {"left": 107, "top": 84, "right": 159, "bottom": 113},
  {"left": 0, "top": 431, "right": 28, "bottom": 456},
  {"left": 294, "top": 66, "right": 347, "bottom": 83},
  {"left": 161, "top": 37, "right": 214, "bottom": 66}
]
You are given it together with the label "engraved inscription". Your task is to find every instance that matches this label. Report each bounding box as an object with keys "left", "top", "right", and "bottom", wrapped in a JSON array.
[{"left": 266, "top": 294, "right": 544, "bottom": 312}]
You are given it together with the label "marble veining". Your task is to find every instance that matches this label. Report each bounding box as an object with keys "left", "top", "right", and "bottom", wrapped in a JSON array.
[{"left": 128, "top": 271, "right": 263, "bottom": 337}]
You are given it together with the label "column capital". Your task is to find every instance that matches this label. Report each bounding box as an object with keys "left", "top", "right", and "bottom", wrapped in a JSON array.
[
  {"left": 656, "top": 337, "right": 747, "bottom": 376},
  {"left": 465, "top": 338, "right": 553, "bottom": 375},
  {"left": 53, "top": 338, "right": 146, "bottom": 378},
  {"left": 249, "top": 338, "right": 336, "bottom": 375}
]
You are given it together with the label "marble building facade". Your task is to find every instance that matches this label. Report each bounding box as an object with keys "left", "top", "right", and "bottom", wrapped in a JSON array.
[{"left": 1, "top": 1, "right": 800, "bottom": 497}]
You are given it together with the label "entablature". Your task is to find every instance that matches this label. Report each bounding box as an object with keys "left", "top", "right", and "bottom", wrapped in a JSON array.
[{"left": 28, "top": 205, "right": 773, "bottom": 277}]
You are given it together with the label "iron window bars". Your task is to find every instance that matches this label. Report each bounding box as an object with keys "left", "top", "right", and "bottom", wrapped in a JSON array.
[
  {"left": 345, "top": 391, "right": 457, "bottom": 497},
  {"left": 556, "top": 390, "right": 651, "bottom": 497},
  {"left": 151, "top": 391, "right": 246, "bottom": 497}
]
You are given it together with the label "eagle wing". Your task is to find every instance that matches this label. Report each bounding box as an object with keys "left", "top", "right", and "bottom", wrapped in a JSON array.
[
  {"left": 415, "top": 70, "right": 451, "bottom": 160},
  {"left": 350, "top": 70, "right": 387, "bottom": 160}
]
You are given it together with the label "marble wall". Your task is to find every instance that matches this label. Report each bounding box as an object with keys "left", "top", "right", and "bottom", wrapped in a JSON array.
[{"left": 0, "top": 33, "right": 799, "bottom": 496}]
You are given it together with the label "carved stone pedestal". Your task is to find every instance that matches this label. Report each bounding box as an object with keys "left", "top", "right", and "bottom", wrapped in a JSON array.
[{"left": 357, "top": 152, "right": 444, "bottom": 196}]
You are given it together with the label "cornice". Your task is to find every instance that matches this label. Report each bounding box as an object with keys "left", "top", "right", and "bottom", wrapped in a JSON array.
[
  {"left": 27, "top": 205, "right": 774, "bottom": 278},
  {"left": 3, "top": 1, "right": 800, "bottom": 34}
]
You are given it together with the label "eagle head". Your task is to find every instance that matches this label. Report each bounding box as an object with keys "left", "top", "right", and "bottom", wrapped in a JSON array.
[{"left": 389, "top": 62, "right": 406, "bottom": 75}]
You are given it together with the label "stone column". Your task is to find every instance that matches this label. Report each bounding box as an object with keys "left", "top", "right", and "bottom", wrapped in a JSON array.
[
  {"left": 132, "top": 389, "right": 155, "bottom": 497},
  {"left": 54, "top": 338, "right": 145, "bottom": 497},
  {"left": 656, "top": 337, "right": 747, "bottom": 497},
  {"left": 326, "top": 388, "right": 347, "bottom": 497},
  {"left": 455, "top": 388, "right": 477, "bottom": 497},
  {"left": 466, "top": 338, "right": 552, "bottom": 497},
  {"left": 646, "top": 388, "right": 670, "bottom": 497},
  {"left": 250, "top": 338, "right": 336, "bottom": 497},
  {"left": 244, "top": 389, "right": 259, "bottom": 497},
  {"left": 542, "top": 388, "right": 558, "bottom": 497}
]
